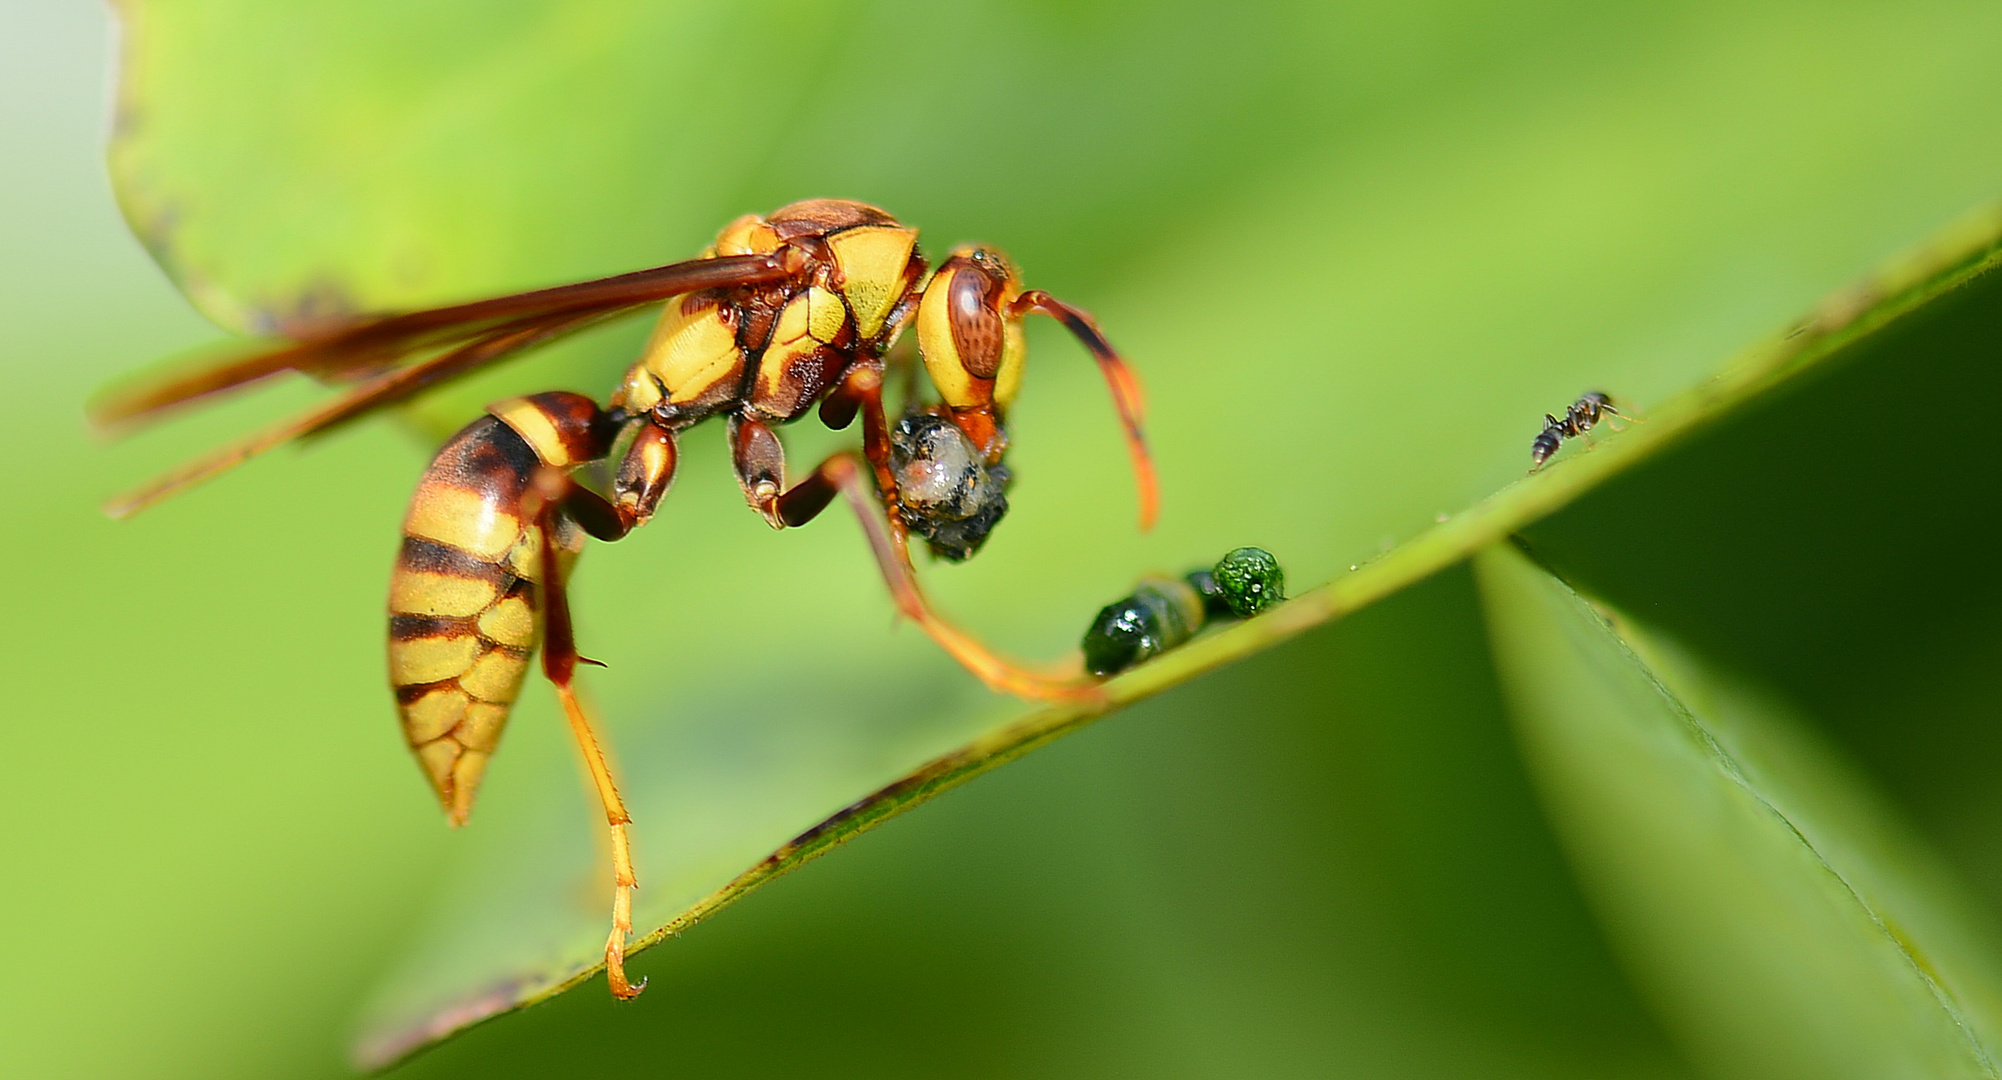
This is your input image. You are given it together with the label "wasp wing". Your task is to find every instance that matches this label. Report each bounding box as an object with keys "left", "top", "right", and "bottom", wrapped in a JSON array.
[
  {"left": 96, "top": 252, "right": 799, "bottom": 517},
  {"left": 103, "top": 311, "right": 628, "bottom": 517},
  {"left": 90, "top": 252, "right": 793, "bottom": 429}
]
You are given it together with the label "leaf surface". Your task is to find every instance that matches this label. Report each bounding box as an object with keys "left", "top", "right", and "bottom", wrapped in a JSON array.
[{"left": 1477, "top": 543, "right": 2002, "bottom": 1080}]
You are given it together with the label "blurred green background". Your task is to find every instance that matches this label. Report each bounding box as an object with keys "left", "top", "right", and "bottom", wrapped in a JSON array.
[{"left": 6, "top": 1, "right": 2002, "bottom": 1077}]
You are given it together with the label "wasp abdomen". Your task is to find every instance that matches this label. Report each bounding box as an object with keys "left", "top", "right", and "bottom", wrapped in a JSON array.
[{"left": 388, "top": 401, "right": 591, "bottom": 825}]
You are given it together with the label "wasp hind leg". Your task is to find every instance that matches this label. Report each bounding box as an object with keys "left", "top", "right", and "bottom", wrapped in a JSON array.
[{"left": 523, "top": 468, "right": 646, "bottom": 1000}]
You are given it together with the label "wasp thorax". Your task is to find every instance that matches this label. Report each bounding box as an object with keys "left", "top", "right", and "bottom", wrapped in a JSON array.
[{"left": 890, "top": 412, "right": 1011, "bottom": 561}]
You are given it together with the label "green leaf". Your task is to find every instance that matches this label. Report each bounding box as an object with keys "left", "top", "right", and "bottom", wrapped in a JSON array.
[
  {"left": 1475, "top": 543, "right": 2002, "bottom": 1080},
  {"left": 389, "top": 567, "right": 1693, "bottom": 1079},
  {"left": 101, "top": 0, "right": 2002, "bottom": 1067},
  {"left": 352, "top": 191, "right": 2002, "bottom": 1072}
]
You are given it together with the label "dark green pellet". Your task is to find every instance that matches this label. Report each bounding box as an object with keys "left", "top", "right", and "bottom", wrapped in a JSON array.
[
  {"left": 1210, "top": 546, "right": 1284, "bottom": 618},
  {"left": 1184, "top": 568, "right": 1233, "bottom": 617},
  {"left": 1084, "top": 549, "right": 1285, "bottom": 678},
  {"left": 1081, "top": 578, "right": 1201, "bottom": 676}
]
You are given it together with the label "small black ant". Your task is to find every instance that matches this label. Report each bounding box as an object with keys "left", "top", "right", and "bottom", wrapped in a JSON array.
[{"left": 1531, "top": 391, "right": 1627, "bottom": 469}]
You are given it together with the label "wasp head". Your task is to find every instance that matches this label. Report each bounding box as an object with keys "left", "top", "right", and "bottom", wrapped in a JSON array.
[
  {"left": 913, "top": 247, "right": 1026, "bottom": 455},
  {"left": 889, "top": 411, "right": 1012, "bottom": 561}
]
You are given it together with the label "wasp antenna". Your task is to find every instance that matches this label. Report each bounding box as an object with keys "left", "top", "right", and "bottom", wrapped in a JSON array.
[{"left": 1009, "top": 290, "right": 1158, "bottom": 531}]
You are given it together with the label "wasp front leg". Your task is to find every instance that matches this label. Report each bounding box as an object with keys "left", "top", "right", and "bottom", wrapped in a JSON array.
[
  {"left": 771, "top": 449, "right": 1103, "bottom": 702},
  {"left": 736, "top": 377, "right": 1104, "bottom": 703}
]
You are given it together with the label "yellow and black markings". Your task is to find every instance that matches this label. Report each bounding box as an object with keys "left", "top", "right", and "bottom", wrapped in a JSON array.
[{"left": 95, "top": 199, "right": 1160, "bottom": 1003}]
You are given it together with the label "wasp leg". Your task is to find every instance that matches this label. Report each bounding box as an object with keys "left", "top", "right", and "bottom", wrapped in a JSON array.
[
  {"left": 523, "top": 468, "right": 645, "bottom": 1000},
  {"left": 851, "top": 364, "right": 905, "bottom": 521},
  {"left": 858, "top": 367, "right": 1104, "bottom": 699},
  {"left": 770, "top": 449, "right": 1105, "bottom": 703},
  {"left": 736, "top": 372, "right": 1099, "bottom": 701},
  {"left": 748, "top": 366, "right": 1101, "bottom": 700}
]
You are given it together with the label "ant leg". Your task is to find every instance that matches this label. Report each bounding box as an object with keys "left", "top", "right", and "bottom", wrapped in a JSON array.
[
  {"left": 1580, "top": 405, "right": 1640, "bottom": 445},
  {"left": 770, "top": 450, "right": 1105, "bottom": 703},
  {"left": 1600, "top": 404, "right": 1642, "bottom": 432},
  {"left": 523, "top": 469, "right": 645, "bottom": 1000}
]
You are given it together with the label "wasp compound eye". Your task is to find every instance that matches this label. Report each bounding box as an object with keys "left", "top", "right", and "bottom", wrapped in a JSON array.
[
  {"left": 1209, "top": 547, "right": 1284, "bottom": 618},
  {"left": 889, "top": 412, "right": 1010, "bottom": 561}
]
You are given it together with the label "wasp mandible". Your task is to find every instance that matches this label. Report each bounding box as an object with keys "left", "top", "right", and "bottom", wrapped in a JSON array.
[{"left": 92, "top": 199, "right": 1157, "bottom": 999}]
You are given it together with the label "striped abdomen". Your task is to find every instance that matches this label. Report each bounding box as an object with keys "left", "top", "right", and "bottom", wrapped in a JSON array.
[{"left": 388, "top": 394, "right": 604, "bottom": 824}]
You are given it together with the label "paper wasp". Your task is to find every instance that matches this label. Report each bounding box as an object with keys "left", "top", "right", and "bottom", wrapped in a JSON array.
[{"left": 92, "top": 199, "right": 1156, "bottom": 999}]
